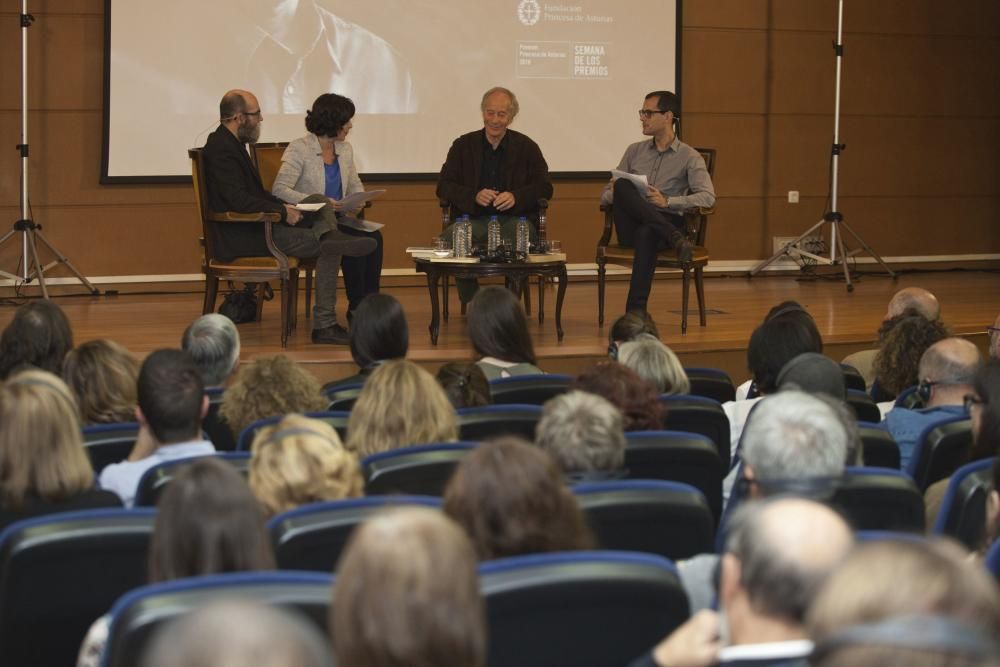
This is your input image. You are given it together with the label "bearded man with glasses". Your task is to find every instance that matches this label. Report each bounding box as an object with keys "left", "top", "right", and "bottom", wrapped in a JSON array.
[{"left": 600, "top": 90, "right": 715, "bottom": 316}]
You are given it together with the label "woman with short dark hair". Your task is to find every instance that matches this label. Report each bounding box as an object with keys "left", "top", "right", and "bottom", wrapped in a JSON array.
[
  {"left": 467, "top": 286, "right": 542, "bottom": 379},
  {"left": 272, "top": 92, "right": 383, "bottom": 324},
  {"left": 0, "top": 300, "right": 73, "bottom": 379}
]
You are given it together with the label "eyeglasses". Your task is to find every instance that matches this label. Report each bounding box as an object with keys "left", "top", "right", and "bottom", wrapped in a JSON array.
[
  {"left": 964, "top": 394, "right": 984, "bottom": 413},
  {"left": 638, "top": 109, "right": 668, "bottom": 119},
  {"left": 242, "top": 109, "right": 262, "bottom": 118},
  {"left": 987, "top": 326, "right": 1000, "bottom": 336}
]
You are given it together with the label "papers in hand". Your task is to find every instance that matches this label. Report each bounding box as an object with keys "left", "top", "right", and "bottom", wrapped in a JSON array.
[
  {"left": 293, "top": 202, "right": 326, "bottom": 212},
  {"left": 338, "top": 189, "right": 386, "bottom": 211},
  {"left": 611, "top": 169, "right": 650, "bottom": 195}
]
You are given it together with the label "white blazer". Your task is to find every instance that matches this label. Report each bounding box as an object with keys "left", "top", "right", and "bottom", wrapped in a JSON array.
[{"left": 271, "top": 133, "right": 364, "bottom": 204}]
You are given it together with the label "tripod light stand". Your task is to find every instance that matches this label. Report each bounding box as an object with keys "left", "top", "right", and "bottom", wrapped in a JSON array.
[
  {"left": 748, "top": 0, "right": 895, "bottom": 292},
  {"left": 0, "top": 1, "right": 98, "bottom": 298}
]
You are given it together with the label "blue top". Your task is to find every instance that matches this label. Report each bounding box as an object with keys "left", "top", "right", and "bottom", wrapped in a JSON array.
[
  {"left": 323, "top": 159, "right": 343, "bottom": 200},
  {"left": 882, "top": 405, "right": 967, "bottom": 470}
]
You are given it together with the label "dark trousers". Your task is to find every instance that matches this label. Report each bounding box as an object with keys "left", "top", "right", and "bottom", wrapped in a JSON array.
[
  {"left": 338, "top": 226, "right": 383, "bottom": 314},
  {"left": 611, "top": 179, "right": 685, "bottom": 313}
]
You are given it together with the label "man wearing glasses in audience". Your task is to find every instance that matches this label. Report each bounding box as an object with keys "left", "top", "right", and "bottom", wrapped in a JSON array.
[{"left": 601, "top": 90, "right": 715, "bottom": 317}]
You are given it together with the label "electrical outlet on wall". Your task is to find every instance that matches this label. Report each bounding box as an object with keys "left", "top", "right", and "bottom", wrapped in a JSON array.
[{"left": 787, "top": 190, "right": 800, "bottom": 203}]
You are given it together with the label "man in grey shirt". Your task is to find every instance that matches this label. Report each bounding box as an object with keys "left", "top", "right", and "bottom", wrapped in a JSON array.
[{"left": 601, "top": 90, "right": 716, "bottom": 315}]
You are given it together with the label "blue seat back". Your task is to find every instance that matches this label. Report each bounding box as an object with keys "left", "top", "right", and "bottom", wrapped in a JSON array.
[
  {"left": 457, "top": 404, "right": 543, "bottom": 442},
  {"left": 832, "top": 467, "right": 925, "bottom": 533},
  {"left": 362, "top": 442, "right": 478, "bottom": 496},
  {"left": 0, "top": 509, "right": 155, "bottom": 667},
  {"left": 906, "top": 417, "right": 973, "bottom": 491},
  {"left": 659, "top": 394, "right": 731, "bottom": 470},
  {"left": 323, "top": 382, "right": 365, "bottom": 412},
  {"left": 479, "top": 551, "right": 689, "bottom": 667},
  {"left": 847, "top": 389, "right": 881, "bottom": 423},
  {"left": 488, "top": 374, "right": 572, "bottom": 405},
  {"left": 103, "top": 571, "right": 333, "bottom": 667},
  {"left": 572, "top": 480, "right": 714, "bottom": 560},
  {"left": 83, "top": 422, "right": 141, "bottom": 474},
  {"left": 237, "top": 411, "right": 351, "bottom": 451},
  {"left": 683, "top": 367, "right": 735, "bottom": 403},
  {"left": 268, "top": 496, "right": 442, "bottom": 573},
  {"left": 856, "top": 422, "right": 902, "bottom": 469},
  {"left": 931, "top": 457, "right": 995, "bottom": 549},
  {"left": 134, "top": 452, "right": 251, "bottom": 507}
]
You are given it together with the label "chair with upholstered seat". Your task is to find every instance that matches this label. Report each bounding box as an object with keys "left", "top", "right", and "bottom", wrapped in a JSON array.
[
  {"left": 907, "top": 417, "right": 973, "bottom": 492},
  {"left": 237, "top": 411, "right": 351, "bottom": 451},
  {"left": 596, "top": 148, "right": 715, "bottom": 333},
  {"left": 658, "top": 394, "right": 731, "bottom": 470},
  {"left": 362, "top": 443, "right": 478, "bottom": 496},
  {"left": 931, "top": 457, "right": 995, "bottom": 550},
  {"left": 82, "top": 422, "right": 142, "bottom": 474},
  {"left": 488, "top": 373, "right": 572, "bottom": 405},
  {"left": 134, "top": 452, "right": 251, "bottom": 507},
  {"left": 190, "top": 148, "right": 299, "bottom": 347}
]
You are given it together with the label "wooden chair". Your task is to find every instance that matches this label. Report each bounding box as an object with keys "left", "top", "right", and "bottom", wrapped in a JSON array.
[
  {"left": 189, "top": 148, "right": 299, "bottom": 347},
  {"left": 596, "top": 148, "right": 716, "bottom": 333},
  {"left": 438, "top": 198, "right": 549, "bottom": 320}
]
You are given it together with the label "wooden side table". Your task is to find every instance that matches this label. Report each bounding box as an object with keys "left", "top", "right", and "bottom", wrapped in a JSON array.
[{"left": 413, "top": 257, "right": 567, "bottom": 344}]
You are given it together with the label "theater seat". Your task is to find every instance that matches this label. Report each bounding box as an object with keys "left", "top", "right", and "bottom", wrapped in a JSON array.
[
  {"left": 0, "top": 508, "right": 155, "bottom": 667},
  {"left": 659, "top": 394, "right": 731, "bottom": 470},
  {"left": 268, "top": 496, "right": 442, "bottom": 573},
  {"left": 683, "top": 367, "right": 735, "bottom": 403},
  {"left": 846, "top": 389, "right": 881, "bottom": 423},
  {"left": 479, "top": 551, "right": 689, "bottom": 667},
  {"left": 324, "top": 382, "right": 365, "bottom": 412},
  {"left": 237, "top": 411, "right": 351, "bottom": 450},
  {"left": 831, "top": 467, "right": 925, "bottom": 533},
  {"left": 856, "top": 422, "right": 902, "bottom": 469},
  {"left": 457, "top": 404, "right": 543, "bottom": 442},
  {"left": 931, "top": 457, "right": 995, "bottom": 550},
  {"left": 83, "top": 422, "right": 141, "bottom": 474},
  {"left": 488, "top": 374, "right": 572, "bottom": 405},
  {"left": 623, "top": 430, "right": 723, "bottom": 522},
  {"left": 103, "top": 571, "right": 333, "bottom": 667},
  {"left": 134, "top": 452, "right": 251, "bottom": 507},
  {"left": 906, "top": 417, "right": 973, "bottom": 492},
  {"left": 572, "top": 480, "right": 714, "bottom": 560},
  {"left": 362, "top": 442, "right": 478, "bottom": 496}
]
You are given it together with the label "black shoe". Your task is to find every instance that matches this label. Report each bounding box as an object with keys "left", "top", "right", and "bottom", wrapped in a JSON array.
[
  {"left": 676, "top": 239, "right": 693, "bottom": 263},
  {"left": 311, "top": 323, "right": 350, "bottom": 345},
  {"left": 320, "top": 231, "right": 377, "bottom": 257}
]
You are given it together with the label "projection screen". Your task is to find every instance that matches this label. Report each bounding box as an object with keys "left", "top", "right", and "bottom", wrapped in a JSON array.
[{"left": 102, "top": 0, "right": 680, "bottom": 182}]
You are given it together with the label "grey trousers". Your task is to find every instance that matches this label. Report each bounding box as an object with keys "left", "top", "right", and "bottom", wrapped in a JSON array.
[{"left": 271, "top": 194, "right": 341, "bottom": 329}]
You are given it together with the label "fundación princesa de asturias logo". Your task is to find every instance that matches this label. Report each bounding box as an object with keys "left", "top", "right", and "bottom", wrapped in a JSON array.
[{"left": 517, "top": 0, "right": 541, "bottom": 26}]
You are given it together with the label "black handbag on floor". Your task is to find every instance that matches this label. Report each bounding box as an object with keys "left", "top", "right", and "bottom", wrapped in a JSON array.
[{"left": 218, "top": 284, "right": 259, "bottom": 324}]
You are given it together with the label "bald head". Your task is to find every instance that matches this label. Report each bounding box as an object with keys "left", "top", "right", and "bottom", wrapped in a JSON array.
[
  {"left": 724, "top": 498, "right": 853, "bottom": 626},
  {"left": 886, "top": 287, "right": 939, "bottom": 321},
  {"left": 918, "top": 337, "right": 980, "bottom": 407},
  {"left": 220, "top": 90, "right": 256, "bottom": 123}
]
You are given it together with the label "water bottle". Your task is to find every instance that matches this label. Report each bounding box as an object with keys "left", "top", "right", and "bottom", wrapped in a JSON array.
[
  {"left": 515, "top": 216, "right": 530, "bottom": 255},
  {"left": 487, "top": 215, "right": 501, "bottom": 254},
  {"left": 462, "top": 215, "right": 473, "bottom": 257},
  {"left": 453, "top": 215, "right": 469, "bottom": 257}
]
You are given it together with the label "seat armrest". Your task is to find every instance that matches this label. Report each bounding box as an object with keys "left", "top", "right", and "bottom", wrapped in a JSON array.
[
  {"left": 208, "top": 211, "right": 282, "bottom": 224},
  {"left": 597, "top": 203, "right": 614, "bottom": 247}
]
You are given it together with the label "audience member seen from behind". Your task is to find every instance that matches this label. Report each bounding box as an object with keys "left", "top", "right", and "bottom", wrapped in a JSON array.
[
  {"left": 807, "top": 539, "right": 1000, "bottom": 667},
  {"left": 571, "top": 361, "right": 664, "bottom": 431},
  {"left": 98, "top": 350, "right": 215, "bottom": 507},
  {"left": 436, "top": 361, "right": 491, "bottom": 409},
  {"left": 141, "top": 599, "right": 332, "bottom": 667},
  {"left": 871, "top": 310, "right": 949, "bottom": 402},
  {"left": 181, "top": 313, "right": 241, "bottom": 388},
  {"left": 219, "top": 354, "right": 328, "bottom": 440},
  {"left": 630, "top": 498, "right": 854, "bottom": 667},
  {"left": 536, "top": 391, "right": 626, "bottom": 481},
  {"left": 62, "top": 339, "right": 139, "bottom": 425},
  {"left": 467, "top": 285, "right": 543, "bottom": 380},
  {"left": 0, "top": 299, "right": 73, "bottom": 379},
  {"left": 443, "top": 437, "right": 592, "bottom": 560},
  {"left": 0, "top": 370, "right": 120, "bottom": 532},
  {"left": 617, "top": 334, "right": 690, "bottom": 395},
  {"left": 77, "top": 457, "right": 275, "bottom": 667},
  {"left": 608, "top": 311, "right": 660, "bottom": 359},
  {"left": 346, "top": 359, "right": 458, "bottom": 458},
  {"left": 248, "top": 414, "right": 363, "bottom": 518},
  {"left": 732, "top": 301, "right": 823, "bottom": 400},
  {"left": 881, "top": 338, "right": 980, "bottom": 470},
  {"left": 924, "top": 358, "right": 1000, "bottom": 526},
  {"left": 332, "top": 507, "right": 486, "bottom": 667},
  {"left": 324, "top": 293, "right": 408, "bottom": 392}
]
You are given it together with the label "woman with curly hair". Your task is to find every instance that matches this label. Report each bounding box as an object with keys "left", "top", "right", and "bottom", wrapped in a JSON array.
[
  {"left": 219, "top": 355, "right": 328, "bottom": 439},
  {"left": 346, "top": 359, "right": 458, "bottom": 458},
  {"left": 248, "top": 414, "right": 363, "bottom": 518},
  {"left": 571, "top": 361, "right": 665, "bottom": 431},
  {"left": 62, "top": 339, "right": 139, "bottom": 425},
  {"left": 443, "top": 437, "right": 592, "bottom": 560},
  {"left": 872, "top": 311, "right": 949, "bottom": 401}
]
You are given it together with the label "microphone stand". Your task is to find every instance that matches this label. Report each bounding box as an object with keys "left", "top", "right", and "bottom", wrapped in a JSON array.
[
  {"left": 748, "top": 0, "right": 895, "bottom": 291},
  {"left": 0, "top": 0, "right": 98, "bottom": 298}
]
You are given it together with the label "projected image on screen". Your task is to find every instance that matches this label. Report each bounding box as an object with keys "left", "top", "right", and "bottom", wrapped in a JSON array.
[{"left": 104, "top": 0, "right": 679, "bottom": 180}]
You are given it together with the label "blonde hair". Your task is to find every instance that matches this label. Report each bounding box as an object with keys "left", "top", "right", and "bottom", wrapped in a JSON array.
[
  {"left": 249, "top": 415, "right": 363, "bottom": 517},
  {"left": 332, "top": 507, "right": 485, "bottom": 667},
  {"left": 62, "top": 339, "right": 139, "bottom": 424},
  {"left": 346, "top": 360, "right": 458, "bottom": 458},
  {"left": 220, "top": 356, "right": 327, "bottom": 437},
  {"left": 0, "top": 370, "right": 94, "bottom": 508}
]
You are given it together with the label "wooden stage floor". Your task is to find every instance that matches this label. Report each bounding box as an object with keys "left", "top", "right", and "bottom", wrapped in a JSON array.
[{"left": 1, "top": 270, "right": 996, "bottom": 385}]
